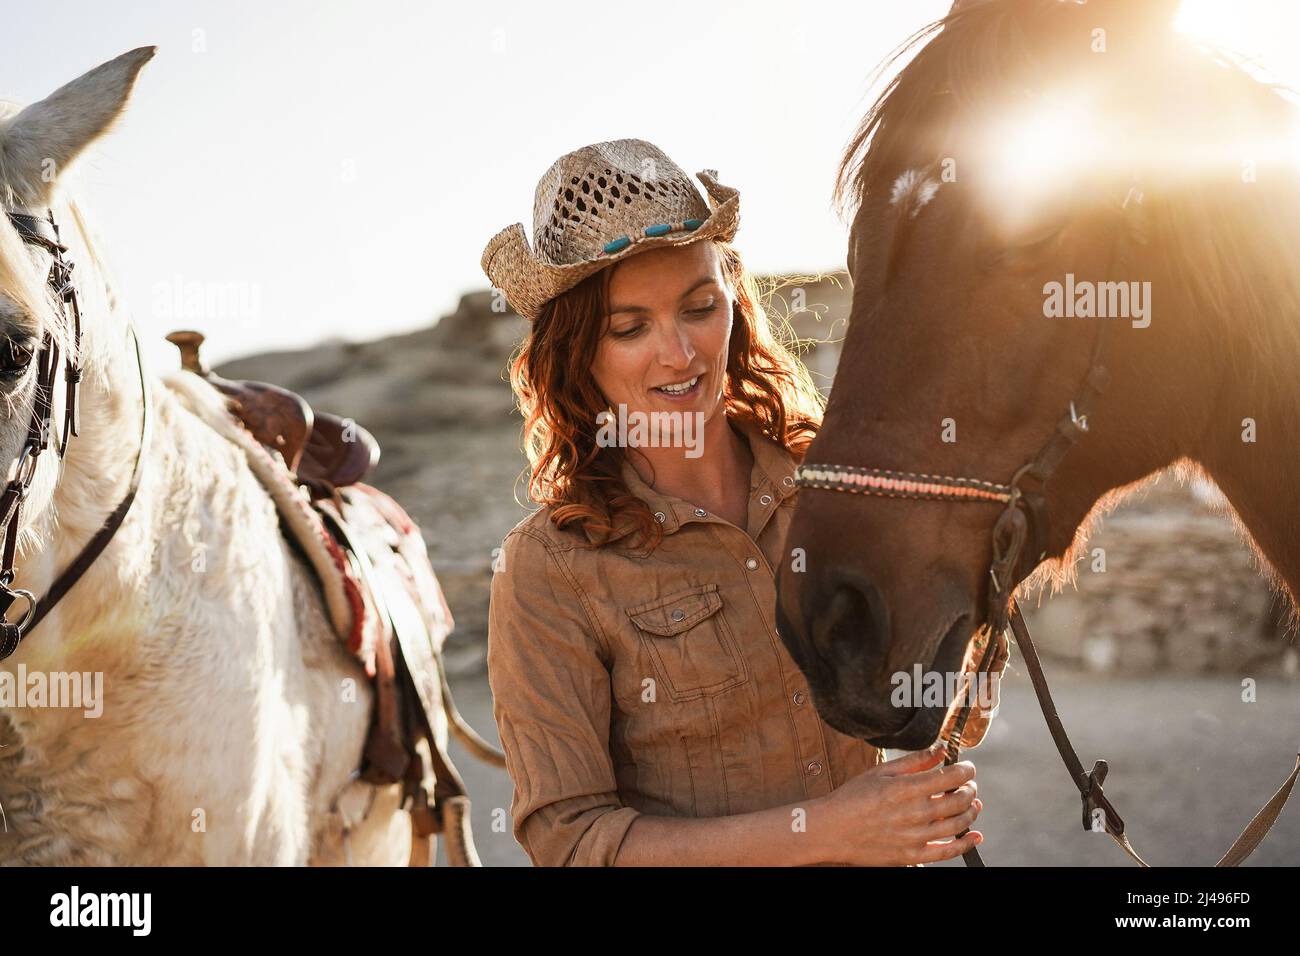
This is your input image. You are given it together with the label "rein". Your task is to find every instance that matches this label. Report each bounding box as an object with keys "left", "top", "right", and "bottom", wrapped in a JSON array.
[
  {"left": 0, "top": 208, "right": 150, "bottom": 660},
  {"left": 794, "top": 203, "right": 1300, "bottom": 866}
]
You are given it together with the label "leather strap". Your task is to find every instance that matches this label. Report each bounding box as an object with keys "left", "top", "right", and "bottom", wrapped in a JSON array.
[
  {"left": 0, "top": 325, "right": 150, "bottom": 649},
  {"left": 1216, "top": 752, "right": 1300, "bottom": 867},
  {"left": 7, "top": 212, "right": 65, "bottom": 253},
  {"left": 0, "top": 207, "right": 151, "bottom": 659},
  {"left": 1010, "top": 598, "right": 1299, "bottom": 867},
  {"left": 319, "top": 492, "right": 478, "bottom": 866},
  {"left": 942, "top": 626, "right": 1005, "bottom": 867},
  {"left": 1008, "top": 600, "right": 1148, "bottom": 865}
]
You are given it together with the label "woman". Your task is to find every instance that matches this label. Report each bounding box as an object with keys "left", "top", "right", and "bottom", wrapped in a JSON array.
[{"left": 479, "top": 139, "right": 983, "bottom": 866}]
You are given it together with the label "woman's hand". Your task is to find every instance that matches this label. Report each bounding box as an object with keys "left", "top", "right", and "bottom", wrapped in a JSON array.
[{"left": 809, "top": 741, "right": 982, "bottom": 866}]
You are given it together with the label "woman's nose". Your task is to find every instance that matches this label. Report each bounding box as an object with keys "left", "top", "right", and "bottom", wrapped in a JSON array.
[{"left": 657, "top": 325, "right": 695, "bottom": 368}]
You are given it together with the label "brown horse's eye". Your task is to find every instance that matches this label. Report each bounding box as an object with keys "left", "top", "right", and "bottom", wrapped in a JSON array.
[{"left": 0, "top": 337, "right": 35, "bottom": 380}]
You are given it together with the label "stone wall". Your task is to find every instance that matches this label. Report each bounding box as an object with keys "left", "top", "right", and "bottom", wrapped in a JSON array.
[{"left": 1023, "top": 477, "right": 1296, "bottom": 675}]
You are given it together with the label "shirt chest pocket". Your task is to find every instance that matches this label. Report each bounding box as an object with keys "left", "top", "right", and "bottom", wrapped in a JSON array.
[{"left": 626, "top": 584, "right": 749, "bottom": 702}]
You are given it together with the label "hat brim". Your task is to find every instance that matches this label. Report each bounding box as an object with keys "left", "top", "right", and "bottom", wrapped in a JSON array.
[{"left": 481, "top": 170, "right": 740, "bottom": 321}]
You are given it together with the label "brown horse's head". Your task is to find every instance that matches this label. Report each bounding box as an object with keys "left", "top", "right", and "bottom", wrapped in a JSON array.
[{"left": 776, "top": 0, "right": 1300, "bottom": 748}]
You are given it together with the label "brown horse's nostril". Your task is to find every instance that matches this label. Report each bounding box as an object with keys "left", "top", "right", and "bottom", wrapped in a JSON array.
[{"left": 808, "top": 573, "right": 891, "bottom": 677}]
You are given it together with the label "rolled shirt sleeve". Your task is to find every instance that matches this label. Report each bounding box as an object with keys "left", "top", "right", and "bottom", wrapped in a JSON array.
[{"left": 487, "top": 528, "right": 640, "bottom": 866}]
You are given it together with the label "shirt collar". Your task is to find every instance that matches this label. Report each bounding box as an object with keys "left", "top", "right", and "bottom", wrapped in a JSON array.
[{"left": 591, "top": 416, "right": 801, "bottom": 542}]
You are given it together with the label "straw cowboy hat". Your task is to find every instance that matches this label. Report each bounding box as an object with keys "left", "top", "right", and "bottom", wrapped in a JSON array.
[{"left": 480, "top": 138, "right": 741, "bottom": 321}]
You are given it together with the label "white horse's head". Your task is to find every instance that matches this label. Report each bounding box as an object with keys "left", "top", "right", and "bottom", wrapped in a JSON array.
[{"left": 0, "top": 47, "right": 154, "bottom": 589}]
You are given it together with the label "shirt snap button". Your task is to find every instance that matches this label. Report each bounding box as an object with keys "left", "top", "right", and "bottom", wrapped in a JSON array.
[
  {"left": 693, "top": 508, "right": 707, "bottom": 518},
  {"left": 792, "top": 691, "right": 806, "bottom": 706},
  {"left": 806, "top": 761, "right": 823, "bottom": 776},
  {"left": 782, "top": 475, "right": 795, "bottom": 487},
  {"left": 745, "top": 557, "right": 759, "bottom": 571},
  {"left": 670, "top": 608, "right": 685, "bottom": 622},
  {"left": 654, "top": 511, "right": 666, "bottom": 523},
  {"left": 759, "top": 494, "right": 773, "bottom": 506}
]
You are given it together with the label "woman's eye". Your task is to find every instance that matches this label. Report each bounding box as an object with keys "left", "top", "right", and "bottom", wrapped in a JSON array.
[{"left": 609, "top": 304, "right": 713, "bottom": 338}]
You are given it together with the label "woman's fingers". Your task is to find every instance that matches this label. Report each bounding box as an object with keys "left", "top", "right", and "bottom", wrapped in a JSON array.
[
  {"left": 892, "top": 779, "right": 976, "bottom": 827},
  {"left": 918, "top": 798, "right": 983, "bottom": 842},
  {"left": 926, "top": 780, "right": 977, "bottom": 820},
  {"left": 878, "top": 741, "right": 948, "bottom": 776},
  {"left": 895, "top": 759, "right": 976, "bottom": 798},
  {"left": 911, "top": 829, "right": 983, "bottom": 864}
]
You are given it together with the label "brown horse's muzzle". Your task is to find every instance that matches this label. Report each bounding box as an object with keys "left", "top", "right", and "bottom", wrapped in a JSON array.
[{"left": 775, "top": 511, "right": 981, "bottom": 749}]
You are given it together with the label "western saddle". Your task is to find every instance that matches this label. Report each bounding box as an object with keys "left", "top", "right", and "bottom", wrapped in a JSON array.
[{"left": 165, "top": 330, "right": 380, "bottom": 501}]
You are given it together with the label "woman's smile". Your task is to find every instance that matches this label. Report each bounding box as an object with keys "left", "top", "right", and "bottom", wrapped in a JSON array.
[{"left": 652, "top": 373, "right": 703, "bottom": 402}]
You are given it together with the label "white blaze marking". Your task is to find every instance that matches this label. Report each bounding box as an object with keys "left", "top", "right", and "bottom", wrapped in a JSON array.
[{"left": 889, "top": 168, "right": 941, "bottom": 218}]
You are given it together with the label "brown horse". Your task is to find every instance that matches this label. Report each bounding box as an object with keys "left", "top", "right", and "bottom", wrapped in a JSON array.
[{"left": 775, "top": 0, "right": 1300, "bottom": 751}]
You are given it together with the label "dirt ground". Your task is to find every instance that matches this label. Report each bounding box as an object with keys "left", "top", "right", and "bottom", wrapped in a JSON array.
[{"left": 438, "top": 661, "right": 1300, "bottom": 867}]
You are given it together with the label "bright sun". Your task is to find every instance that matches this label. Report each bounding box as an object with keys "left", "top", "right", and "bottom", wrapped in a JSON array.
[
  {"left": 966, "top": 0, "right": 1300, "bottom": 226},
  {"left": 1175, "top": 0, "right": 1300, "bottom": 89}
]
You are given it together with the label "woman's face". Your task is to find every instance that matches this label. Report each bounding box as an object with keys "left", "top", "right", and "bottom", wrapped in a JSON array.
[{"left": 591, "top": 240, "right": 734, "bottom": 430}]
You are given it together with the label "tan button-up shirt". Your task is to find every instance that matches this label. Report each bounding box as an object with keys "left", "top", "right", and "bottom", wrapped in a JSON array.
[{"left": 487, "top": 418, "right": 882, "bottom": 866}]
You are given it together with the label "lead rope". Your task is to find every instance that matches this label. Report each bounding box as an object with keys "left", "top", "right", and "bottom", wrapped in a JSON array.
[
  {"left": 1005, "top": 601, "right": 1149, "bottom": 866},
  {"left": 1010, "top": 599, "right": 1300, "bottom": 867},
  {"left": 943, "top": 624, "right": 1003, "bottom": 867},
  {"left": 963, "top": 599, "right": 1300, "bottom": 867}
]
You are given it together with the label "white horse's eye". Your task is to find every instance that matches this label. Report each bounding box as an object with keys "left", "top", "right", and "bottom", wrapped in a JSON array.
[{"left": 0, "top": 337, "right": 35, "bottom": 380}]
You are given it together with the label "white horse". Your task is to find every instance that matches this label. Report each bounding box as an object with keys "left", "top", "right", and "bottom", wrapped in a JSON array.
[{"left": 0, "top": 48, "right": 415, "bottom": 865}]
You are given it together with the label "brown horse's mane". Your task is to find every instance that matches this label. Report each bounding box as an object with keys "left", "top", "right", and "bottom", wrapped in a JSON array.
[{"left": 831, "top": 0, "right": 1300, "bottom": 620}]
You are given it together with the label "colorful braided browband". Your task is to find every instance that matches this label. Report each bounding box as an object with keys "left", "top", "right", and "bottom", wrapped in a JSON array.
[{"left": 794, "top": 463, "right": 1013, "bottom": 504}]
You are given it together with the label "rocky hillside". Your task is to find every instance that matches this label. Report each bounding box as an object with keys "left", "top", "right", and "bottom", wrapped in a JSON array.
[{"left": 211, "top": 273, "right": 1297, "bottom": 677}]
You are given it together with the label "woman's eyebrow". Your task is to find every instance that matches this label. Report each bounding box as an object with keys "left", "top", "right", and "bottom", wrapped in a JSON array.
[{"left": 610, "top": 276, "right": 719, "bottom": 315}]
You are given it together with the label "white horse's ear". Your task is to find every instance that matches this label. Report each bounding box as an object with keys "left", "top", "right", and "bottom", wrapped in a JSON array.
[{"left": 1, "top": 46, "right": 156, "bottom": 204}]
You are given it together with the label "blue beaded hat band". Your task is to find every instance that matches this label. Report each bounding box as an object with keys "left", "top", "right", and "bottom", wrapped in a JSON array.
[
  {"left": 600, "top": 218, "right": 706, "bottom": 256},
  {"left": 480, "top": 138, "right": 741, "bottom": 321}
]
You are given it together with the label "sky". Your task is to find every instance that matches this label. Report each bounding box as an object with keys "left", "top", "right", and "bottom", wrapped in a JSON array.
[{"left": 0, "top": 0, "right": 1294, "bottom": 368}]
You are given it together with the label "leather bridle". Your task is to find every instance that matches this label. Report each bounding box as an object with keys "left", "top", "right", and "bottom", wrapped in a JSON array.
[
  {"left": 796, "top": 315, "right": 1111, "bottom": 639},
  {"left": 793, "top": 201, "right": 1300, "bottom": 866},
  {"left": 0, "top": 207, "right": 150, "bottom": 661}
]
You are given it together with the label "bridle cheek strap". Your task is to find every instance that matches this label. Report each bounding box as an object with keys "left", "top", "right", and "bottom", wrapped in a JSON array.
[{"left": 0, "top": 208, "right": 150, "bottom": 660}]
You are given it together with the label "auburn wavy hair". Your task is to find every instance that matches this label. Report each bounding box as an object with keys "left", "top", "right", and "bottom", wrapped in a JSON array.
[{"left": 508, "top": 240, "right": 826, "bottom": 550}]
